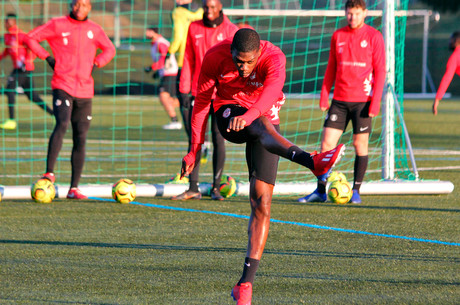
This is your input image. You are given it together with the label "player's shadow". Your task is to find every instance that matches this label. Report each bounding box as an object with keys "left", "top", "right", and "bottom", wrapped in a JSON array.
[{"left": 0, "top": 239, "right": 457, "bottom": 264}]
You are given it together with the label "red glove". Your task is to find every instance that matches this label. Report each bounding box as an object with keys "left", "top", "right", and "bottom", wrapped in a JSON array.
[{"left": 180, "top": 143, "right": 202, "bottom": 178}]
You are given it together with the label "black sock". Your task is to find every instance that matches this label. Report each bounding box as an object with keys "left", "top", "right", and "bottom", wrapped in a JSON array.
[
  {"left": 171, "top": 116, "right": 178, "bottom": 122},
  {"left": 317, "top": 179, "right": 327, "bottom": 194},
  {"left": 353, "top": 155, "right": 368, "bottom": 191},
  {"left": 189, "top": 181, "right": 199, "bottom": 192},
  {"left": 238, "top": 257, "right": 260, "bottom": 285},
  {"left": 287, "top": 146, "right": 314, "bottom": 169}
]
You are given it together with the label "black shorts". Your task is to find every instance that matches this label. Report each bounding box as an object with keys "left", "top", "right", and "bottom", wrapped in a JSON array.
[
  {"left": 324, "top": 100, "right": 372, "bottom": 134},
  {"left": 215, "top": 104, "right": 279, "bottom": 185},
  {"left": 159, "top": 75, "right": 177, "bottom": 97},
  {"left": 52, "top": 89, "right": 92, "bottom": 124}
]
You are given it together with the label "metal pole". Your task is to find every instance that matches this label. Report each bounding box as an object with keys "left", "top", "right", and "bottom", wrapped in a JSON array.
[
  {"left": 382, "top": 0, "right": 395, "bottom": 180},
  {"left": 421, "top": 13, "right": 429, "bottom": 93},
  {"left": 114, "top": 0, "right": 121, "bottom": 48}
]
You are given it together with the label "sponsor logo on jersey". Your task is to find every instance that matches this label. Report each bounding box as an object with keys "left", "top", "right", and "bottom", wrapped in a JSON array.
[{"left": 223, "top": 108, "right": 231, "bottom": 118}]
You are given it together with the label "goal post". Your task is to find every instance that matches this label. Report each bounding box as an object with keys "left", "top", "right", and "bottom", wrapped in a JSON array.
[{"left": 0, "top": 0, "right": 453, "bottom": 198}]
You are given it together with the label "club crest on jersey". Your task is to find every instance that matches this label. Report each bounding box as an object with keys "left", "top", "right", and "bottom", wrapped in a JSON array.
[
  {"left": 223, "top": 108, "right": 231, "bottom": 118},
  {"left": 360, "top": 40, "right": 368, "bottom": 48},
  {"left": 87, "top": 30, "right": 94, "bottom": 39},
  {"left": 217, "top": 33, "right": 224, "bottom": 41},
  {"left": 250, "top": 72, "right": 256, "bottom": 80}
]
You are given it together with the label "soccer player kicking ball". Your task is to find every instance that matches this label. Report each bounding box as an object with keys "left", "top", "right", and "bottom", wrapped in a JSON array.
[
  {"left": 298, "top": 0, "right": 385, "bottom": 204},
  {"left": 25, "top": 0, "right": 116, "bottom": 199},
  {"left": 179, "top": 28, "right": 345, "bottom": 305}
]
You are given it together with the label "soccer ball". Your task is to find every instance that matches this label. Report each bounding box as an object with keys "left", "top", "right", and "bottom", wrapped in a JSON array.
[
  {"left": 327, "top": 171, "right": 347, "bottom": 182},
  {"left": 31, "top": 178, "right": 56, "bottom": 203},
  {"left": 112, "top": 178, "right": 136, "bottom": 204},
  {"left": 219, "top": 175, "right": 237, "bottom": 198},
  {"left": 327, "top": 180, "right": 352, "bottom": 204},
  {"left": 167, "top": 173, "right": 189, "bottom": 184}
]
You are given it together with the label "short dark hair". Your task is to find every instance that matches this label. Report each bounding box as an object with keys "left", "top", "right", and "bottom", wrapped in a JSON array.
[
  {"left": 6, "top": 13, "right": 17, "bottom": 20},
  {"left": 147, "top": 27, "right": 159, "bottom": 33},
  {"left": 345, "top": 0, "right": 366, "bottom": 10},
  {"left": 449, "top": 31, "right": 460, "bottom": 51},
  {"left": 231, "top": 28, "right": 260, "bottom": 53}
]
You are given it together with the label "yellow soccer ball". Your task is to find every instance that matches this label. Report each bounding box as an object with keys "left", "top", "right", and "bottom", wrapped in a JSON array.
[
  {"left": 327, "top": 171, "right": 347, "bottom": 183},
  {"left": 112, "top": 178, "right": 136, "bottom": 204},
  {"left": 31, "top": 178, "right": 56, "bottom": 203},
  {"left": 219, "top": 175, "right": 237, "bottom": 198},
  {"left": 327, "top": 180, "right": 353, "bottom": 204}
]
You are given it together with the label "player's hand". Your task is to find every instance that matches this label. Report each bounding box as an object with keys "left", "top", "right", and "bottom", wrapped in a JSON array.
[
  {"left": 180, "top": 143, "right": 202, "bottom": 179},
  {"left": 369, "top": 113, "right": 376, "bottom": 118},
  {"left": 180, "top": 157, "right": 194, "bottom": 179},
  {"left": 432, "top": 99, "right": 440, "bottom": 115},
  {"left": 45, "top": 56, "right": 55, "bottom": 70},
  {"left": 227, "top": 116, "right": 247, "bottom": 132},
  {"left": 144, "top": 66, "right": 152, "bottom": 73},
  {"left": 320, "top": 106, "right": 329, "bottom": 112}
]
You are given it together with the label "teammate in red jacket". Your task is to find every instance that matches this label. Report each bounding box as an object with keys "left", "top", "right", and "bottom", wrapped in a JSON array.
[
  {"left": 25, "top": 0, "right": 116, "bottom": 199},
  {"left": 173, "top": 0, "right": 238, "bottom": 201},
  {"left": 433, "top": 31, "right": 460, "bottom": 115},
  {"left": 0, "top": 13, "right": 52, "bottom": 130},
  {"left": 298, "top": 0, "right": 385, "bottom": 204},
  {"left": 179, "top": 29, "right": 345, "bottom": 304}
]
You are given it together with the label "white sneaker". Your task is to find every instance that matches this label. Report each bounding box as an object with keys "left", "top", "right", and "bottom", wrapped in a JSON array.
[{"left": 162, "top": 121, "right": 182, "bottom": 130}]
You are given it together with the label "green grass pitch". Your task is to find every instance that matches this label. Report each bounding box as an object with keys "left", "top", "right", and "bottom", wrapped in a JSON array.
[{"left": 0, "top": 98, "right": 459, "bottom": 304}]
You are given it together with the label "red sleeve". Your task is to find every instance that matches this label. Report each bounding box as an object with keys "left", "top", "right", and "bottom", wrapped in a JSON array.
[
  {"left": 151, "top": 41, "right": 168, "bottom": 70},
  {"left": 369, "top": 32, "right": 386, "bottom": 116},
  {"left": 435, "top": 50, "right": 458, "bottom": 100},
  {"left": 94, "top": 27, "right": 116, "bottom": 68},
  {"left": 240, "top": 52, "right": 286, "bottom": 125},
  {"left": 179, "top": 27, "right": 195, "bottom": 94},
  {"left": 320, "top": 33, "right": 337, "bottom": 109},
  {"left": 24, "top": 20, "right": 56, "bottom": 60},
  {"left": 190, "top": 52, "right": 217, "bottom": 144}
]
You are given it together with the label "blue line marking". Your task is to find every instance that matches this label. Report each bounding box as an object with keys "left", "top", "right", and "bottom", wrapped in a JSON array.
[{"left": 90, "top": 197, "right": 460, "bottom": 247}]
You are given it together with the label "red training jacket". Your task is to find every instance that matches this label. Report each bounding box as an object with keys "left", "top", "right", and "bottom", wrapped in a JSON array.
[
  {"left": 0, "top": 25, "right": 36, "bottom": 71},
  {"left": 191, "top": 39, "right": 286, "bottom": 145},
  {"left": 179, "top": 14, "right": 238, "bottom": 97},
  {"left": 320, "top": 24, "right": 386, "bottom": 116},
  {"left": 25, "top": 15, "right": 116, "bottom": 98},
  {"left": 435, "top": 46, "right": 460, "bottom": 100}
]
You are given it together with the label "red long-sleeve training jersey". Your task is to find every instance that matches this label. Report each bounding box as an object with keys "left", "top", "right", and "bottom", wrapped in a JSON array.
[
  {"left": 435, "top": 46, "right": 460, "bottom": 100},
  {"left": 25, "top": 15, "right": 116, "bottom": 98},
  {"left": 0, "top": 25, "right": 36, "bottom": 71},
  {"left": 179, "top": 15, "right": 238, "bottom": 97},
  {"left": 191, "top": 39, "right": 286, "bottom": 145},
  {"left": 320, "top": 24, "right": 386, "bottom": 116}
]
